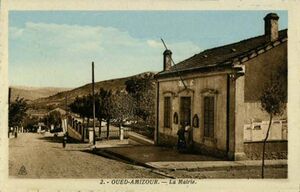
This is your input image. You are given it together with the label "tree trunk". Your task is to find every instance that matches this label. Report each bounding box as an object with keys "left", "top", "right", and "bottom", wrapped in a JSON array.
[
  {"left": 106, "top": 119, "right": 110, "bottom": 139},
  {"left": 262, "top": 113, "right": 273, "bottom": 178},
  {"left": 119, "top": 119, "right": 122, "bottom": 139}
]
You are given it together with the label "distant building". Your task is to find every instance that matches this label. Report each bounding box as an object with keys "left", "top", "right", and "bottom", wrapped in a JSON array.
[
  {"left": 155, "top": 13, "right": 287, "bottom": 160},
  {"left": 48, "top": 107, "right": 67, "bottom": 116},
  {"left": 26, "top": 109, "right": 48, "bottom": 119}
]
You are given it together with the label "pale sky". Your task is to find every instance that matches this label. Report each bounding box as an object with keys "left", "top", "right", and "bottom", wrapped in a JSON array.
[{"left": 9, "top": 11, "right": 288, "bottom": 88}]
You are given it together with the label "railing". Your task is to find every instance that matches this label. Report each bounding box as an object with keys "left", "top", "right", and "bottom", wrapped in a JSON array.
[
  {"left": 67, "top": 115, "right": 154, "bottom": 142},
  {"left": 95, "top": 127, "right": 132, "bottom": 140}
]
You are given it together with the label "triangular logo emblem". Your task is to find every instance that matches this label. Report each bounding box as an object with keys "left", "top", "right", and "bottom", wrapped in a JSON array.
[{"left": 18, "top": 165, "right": 27, "bottom": 175}]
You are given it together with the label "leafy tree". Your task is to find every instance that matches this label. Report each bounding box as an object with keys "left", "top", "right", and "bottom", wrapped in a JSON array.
[
  {"left": 125, "top": 74, "right": 155, "bottom": 125},
  {"left": 111, "top": 90, "right": 134, "bottom": 129},
  {"left": 98, "top": 88, "right": 113, "bottom": 139},
  {"left": 9, "top": 97, "right": 28, "bottom": 128},
  {"left": 69, "top": 96, "right": 87, "bottom": 125},
  {"left": 69, "top": 96, "right": 84, "bottom": 116},
  {"left": 95, "top": 92, "right": 104, "bottom": 137},
  {"left": 23, "top": 116, "right": 40, "bottom": 132},
  {"left": 83, "top": 94, "right": 93, "bottom": 128},
  {"left": 44, "top": 111, "right": 62, "bottom": 127},
  {"left": 260, "top": 68, "right": 287, "bottom": 178}
]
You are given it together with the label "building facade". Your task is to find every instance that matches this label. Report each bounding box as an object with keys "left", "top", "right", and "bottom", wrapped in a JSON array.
[{"left": 155, "top": 13, "right": 287, "bottom": 160}]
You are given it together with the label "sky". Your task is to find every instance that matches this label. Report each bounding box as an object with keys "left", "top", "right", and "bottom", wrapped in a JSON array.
[{"left": 9, "top": 11, "right": 288, "bottom": 88}]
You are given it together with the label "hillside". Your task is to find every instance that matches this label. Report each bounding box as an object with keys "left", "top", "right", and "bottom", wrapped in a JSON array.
[
  {"left": 31, "top": 72, "right": 156, "bottom": 110},
  {"left": 10, "top": 86, "right": 71, "bottom": 101}
]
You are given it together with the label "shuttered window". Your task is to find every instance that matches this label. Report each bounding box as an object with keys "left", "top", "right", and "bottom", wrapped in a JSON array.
[
  {"left": 204, "top": 96, "right": 214, "bottom": 137},
  {"left": 164, "top": 97, "right": 171, "bottom": 128}
]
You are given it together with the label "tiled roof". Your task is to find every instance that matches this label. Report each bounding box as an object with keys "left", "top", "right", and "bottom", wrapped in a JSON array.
[{"left": 157, "top": 29, "right": 287, "bottom": 76}]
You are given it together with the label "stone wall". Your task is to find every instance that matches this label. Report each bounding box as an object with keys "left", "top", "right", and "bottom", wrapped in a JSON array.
[{"left": 244, "top": 140, "right": 287, "bottom": 160}]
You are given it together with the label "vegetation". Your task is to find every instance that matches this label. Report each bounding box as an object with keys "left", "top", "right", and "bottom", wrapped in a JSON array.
[
  {"left": 111, "top": 90, "right": 134, "bottom": 129},
  {"left": 43, "top": 111, "right": 62, "bottom": 128},
  {"left": 9, "top": 97, "right": 28, "bottom": 128},
  {"left": 125, "top": 73, "right": 155, "bottom": 126},
  {"left": 22, "top": 116, "right": 40, "bottom": 132},
  {"left": 67, "top": 72, "right": 156, "bottom": 139},
  {"left": 32, "top": 72, "right": 155, "bottom": 110},
  {"left": 260, "top": 67, "right": 287, "bottom": 178}
]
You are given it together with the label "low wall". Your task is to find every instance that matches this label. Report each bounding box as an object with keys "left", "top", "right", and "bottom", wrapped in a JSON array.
[
  {"left": 67, "top": 125, "right": 82, "bottom": 141},
  {"left": 128, "top": 132, "right": 154, "bottom": 145},
  {"left": 244, "top": 140, "right": 287, "bottom": 160}
]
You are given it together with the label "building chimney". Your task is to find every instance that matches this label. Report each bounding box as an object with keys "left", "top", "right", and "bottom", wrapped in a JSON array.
[
  {"left": 163, "top": 49, "right": 172, "bottom": 71},
  {"left": 264, "top": 13, "right": 279, "bottom": 42}
]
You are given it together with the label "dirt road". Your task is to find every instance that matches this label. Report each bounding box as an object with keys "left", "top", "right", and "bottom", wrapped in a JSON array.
[{"left": 9, "top": 133, "right": 163, "bottom": 178}]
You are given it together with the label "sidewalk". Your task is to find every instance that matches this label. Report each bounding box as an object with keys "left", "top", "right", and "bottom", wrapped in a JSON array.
[
  {"left": 93, "top": 145, "right": 287, "bottom": 171},
  {"left": 146, "top": 159, "right": 287, "bottom": 171}
]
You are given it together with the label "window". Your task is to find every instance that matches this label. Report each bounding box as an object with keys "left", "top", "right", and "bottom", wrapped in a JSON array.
[
  {"left": 204, "top": 96, "right": 214, "bottom": 137},
  {"left": 164, "top": 97, "right": 171, "bottom": 128}
]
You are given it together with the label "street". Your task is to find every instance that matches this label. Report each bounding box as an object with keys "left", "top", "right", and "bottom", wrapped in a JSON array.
[
  {"left": 9, "top": 133, "right": 287, "bottom": 179},
  {"left": 9, "top": 133, "right": 163, "bottom": 178}
]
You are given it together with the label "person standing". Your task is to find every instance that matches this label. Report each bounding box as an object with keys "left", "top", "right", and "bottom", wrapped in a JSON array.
[
  {"left": 177, "top": 124, "right": 186, "bottom": 152},
  {"left": 184, "top": 122, "right": 193, "bottom": 152},
  {"left": 62, "top": 132, "right": 68, "bottom": 148}
]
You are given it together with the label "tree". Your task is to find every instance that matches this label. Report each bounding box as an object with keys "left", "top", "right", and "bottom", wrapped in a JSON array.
[
  {"left": 111, "top": 90, "right": 134, "bottom": 129},
  {"left": 95, "top": 90, "right": 106, "bottom": 137},
  {"left": 9, "top": 97, "right": 28, "bottom": 128},
  {"left": 69, "top": 96, "right": 87, "bottom": 124},
  {"left": 260, "top": 68, "right": 287, "bottom": 178},
  {"left": 125, "top": 74, "right": 155, "bottom": 125},
  {"left": 99, "top": 88, "right": 113, "bottom": 139},
  {"left": 45, "top": 111, "right": 62, "bottom": 127},
  {"left": 83, "top": 94, "right": 93, "bottom": 129},
  {"left": 69, "top": 95, "right": 94, "bottom": 138},
  {"left": 23, "top": 116, "right": 39, "bottom": 132}
]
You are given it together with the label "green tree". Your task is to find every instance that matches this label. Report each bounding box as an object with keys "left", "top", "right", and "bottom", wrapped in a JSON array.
[
  {"left": 83, "top": 94, "right": 93, "bottom": 129},
  {"left": 98, "top": 88, "right": 113, "bottom": 139},
  {"left": 45, "top": 111, "right": 62, "bottom": 127},
  {"left": 125, "top": 74, "right": 155, "bottom": 125},
  {"left": 69, "top": 96, "right": 87, "bottom": 125},
  {"left": 95, "top": 92, "right": 104, "bottom": 137},
  {"left": 9, "top": 97, "right": 28, "bottom": 128},
  {"left": 23, "top": 116, "right": 40, "bottom": 132},
  {"left": 111, "top": 90, "right": 134, "bottom": 129},
  {"left": 260, "top": 68, "right": 287, "bottom": 178}
]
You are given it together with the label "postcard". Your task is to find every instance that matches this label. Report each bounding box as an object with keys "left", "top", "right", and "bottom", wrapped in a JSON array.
[{"left": 1, "top": 1, "right": 300, "bottom": 192}]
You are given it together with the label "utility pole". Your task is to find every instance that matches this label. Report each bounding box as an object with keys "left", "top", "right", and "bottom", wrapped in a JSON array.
[
  {"left": 8, "top": 87, "right": 11, "bottom": 138},
  {"left": 65, "top": 94, "right": 68, "bottom": 133},
  {"left": 92, "top": 62, "right": 96, "bottom": 145}
]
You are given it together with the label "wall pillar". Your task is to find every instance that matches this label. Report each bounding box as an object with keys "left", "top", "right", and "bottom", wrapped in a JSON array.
[
  {"left": 228, "top": 74, "right": 247, "bottom": 160},
  {"left": 88, "top": 128, "right": 94, "bottom": 145},
  {"left": 154, "top": 81, "right": 160, "bottom": 145}
]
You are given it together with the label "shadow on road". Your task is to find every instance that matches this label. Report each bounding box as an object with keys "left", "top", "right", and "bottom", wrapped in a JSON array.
[{"left": 38, "top": 136, "right": 83, "bottom": 144}]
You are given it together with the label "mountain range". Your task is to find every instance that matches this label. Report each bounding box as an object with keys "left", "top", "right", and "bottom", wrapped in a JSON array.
[{"left": 29, "top": 71, "right": 156, "bottom": 110}]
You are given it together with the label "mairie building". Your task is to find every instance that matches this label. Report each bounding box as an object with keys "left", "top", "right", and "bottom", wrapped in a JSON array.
[{"left": 154, "top": 13, "right": 287, "bottom": 160}]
